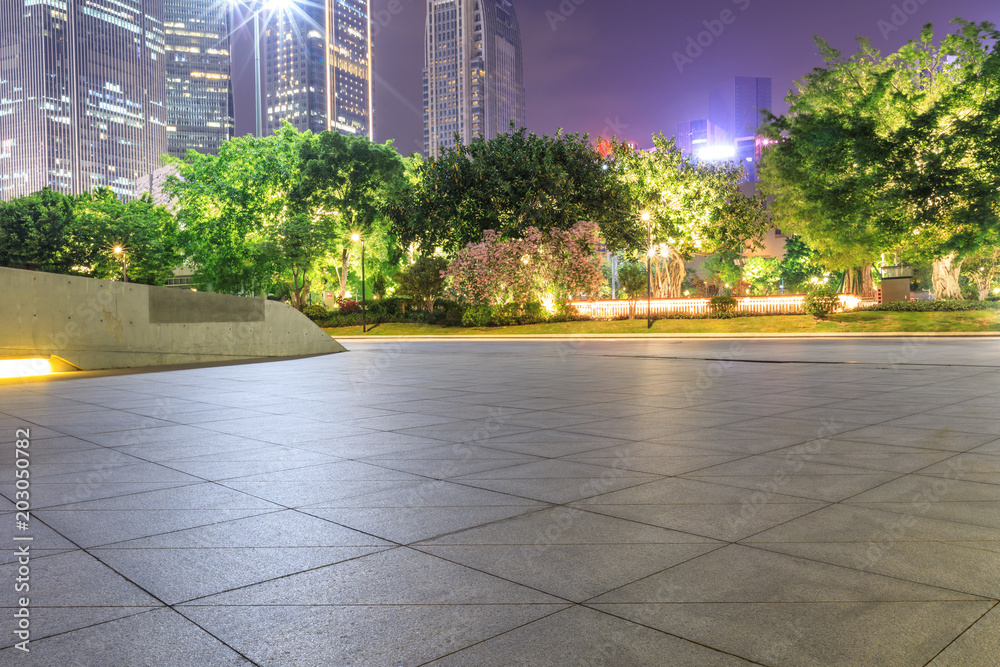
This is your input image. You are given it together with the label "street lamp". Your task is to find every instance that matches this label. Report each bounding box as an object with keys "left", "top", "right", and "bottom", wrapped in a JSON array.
[
  {"left": 113, "top": 246, "right": 128, "bottom": 283},
  {"left": 641, "top": 211, "right": 652, "bottom": 330},
  {"left": 351, "top": 233, "right": 366, "bottom": 333}
]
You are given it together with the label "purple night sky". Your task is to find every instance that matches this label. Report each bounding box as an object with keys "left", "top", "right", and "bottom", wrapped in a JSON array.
[{"left": 231, "top": 0, "right": 1000, "bottom": 154}]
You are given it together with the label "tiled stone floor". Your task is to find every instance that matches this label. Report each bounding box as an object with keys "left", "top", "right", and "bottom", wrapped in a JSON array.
[{"left": 1, "top": 337, "right": 998, "bottom": 666}]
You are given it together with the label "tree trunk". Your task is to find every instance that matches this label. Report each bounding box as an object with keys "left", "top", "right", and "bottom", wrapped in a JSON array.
[
  {"left": 932, "top": 253, "right": 963, "bottom": 300},
  {"left": 979, "top": 286, "right": 990, "bottom": 301},
  {"left": 651, "top": 249, "right": 686, "bottom": 298},
  {"left": 861, "top": 264, "right": 876, "bottom": 299},
  {"left": 289, "top": 267, "right": 311, "bottom": 311},
  {"left": 338, "top": 247, "right": 349, "bottom": 299},
  {"left": 842, "top": 268, "right": 857, "bottom": 295}
]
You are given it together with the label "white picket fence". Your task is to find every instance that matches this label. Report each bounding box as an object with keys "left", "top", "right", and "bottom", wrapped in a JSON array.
[{"left": 570, "top": 295, "right": 878, "bottom": 319}]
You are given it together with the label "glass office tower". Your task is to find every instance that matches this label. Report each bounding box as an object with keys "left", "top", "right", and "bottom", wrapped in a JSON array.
[
  {"left": 164, "top": 0, "right": 234, "bottom": 157},
  {"left": 423, "top": 0, "right": 524, "bottom": 158},
  {"left": 0, "top": 0, "right": 167, "bottom": 199},
  {"left": 265, "top": 0, "right": 373, "bottom": 138}
]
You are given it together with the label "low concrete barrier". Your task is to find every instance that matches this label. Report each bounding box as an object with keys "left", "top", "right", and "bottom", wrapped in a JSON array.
[{"left": 0, "top": 267, "right": 345, "bottom": 370}]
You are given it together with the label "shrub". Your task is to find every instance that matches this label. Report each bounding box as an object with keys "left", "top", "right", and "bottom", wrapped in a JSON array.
[
  {"left": 709, "top": 295, "right": 738, "bottom": 318},
  {"left": 301, "top": 303, "right": 331, "bottom": 321},
  {"left": 395, "top": 256, "right": 448, "bottom": 312},
  {"left": 461, "top": 305, "right": 493, "bottom": 327},
  {"left": 338, "top": 298, "right": 361, "bottom": 315},
  {"left": 317, "top": 313, "right": 363, "bottom": 328},
  {"left": 860, "top": 299, "right": 1000, "bottom": 312},
  {"left": 803, "top": 287, "right": 839, "bottom": 319}
]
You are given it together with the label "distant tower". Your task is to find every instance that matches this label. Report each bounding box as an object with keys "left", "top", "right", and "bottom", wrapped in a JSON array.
[
  {"left": 0, "top": 0, "right": 167, "bottom": 200},
  {"left": 164, "top": 1, "right": 234, "bottom": 157},
  {"left": 709, "top": 76, "right": 771, "bottom": 181},
  {"left": 423, "top": 0, "right": 525, "bottom": 158},
  {"left": 265, "top": 0, "right": 373, "bottom": 139}
]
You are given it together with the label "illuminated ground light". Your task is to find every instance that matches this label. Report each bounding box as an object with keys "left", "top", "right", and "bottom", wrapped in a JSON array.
[{"left": 0, "top": 358, "right": 55, "bottom": 378}]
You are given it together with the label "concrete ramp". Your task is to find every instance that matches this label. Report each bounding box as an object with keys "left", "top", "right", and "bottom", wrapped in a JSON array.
[{"left": 0, "top": 267, "right": 345, "bottom": 370}]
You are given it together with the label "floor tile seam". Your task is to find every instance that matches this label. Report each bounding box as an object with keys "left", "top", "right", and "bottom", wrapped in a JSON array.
[
  {"left": 584, "top": 599, "right": 996, "bottom": 605},
  {"left": 0, "top": 607, "right": 173, "bottom": 653},
  {"left": 835, "top": 452, "right": 973, "bottom": 503},
  {"left": 291, "top": 505, "right": 554, "bottom": 547},
  {"left": 151, "top": 459, "right": 361, "bottom": 483},
  {"left": 387, "top": 505, "right": 558, "bottom": 546},
  {"left": 920, "top": 600, "right": 1000, "bottom": 667},
  {"left": 61, "top": 508, "right": 289, "bottom": 549},
  {"left": 736, "top": 542, "right": 998, "bottom": 602},
  {"left": 170, "top": 545, "right": 404, "bottom": 607},
  {"left": 562, "top": 505, "right": 733, "bottom": 545},
  {"left": 572, "top": 542, "right": 731, "bottom": 606},
  {"left": 345, "top": 456, "right": 544, "bottom": 480},
  {"left": 670, "top": 473, "right": 890, "bottom": 503},
  {"left": 88, "top": 545, "right": 390, "bottom": 551},
  {"left": 875, "top": 418, "right": 1000, "bottom": 438},
  {"left": 825, "top": 499, "right": 1000, "bottom": 534},
  {"left": 401, "top": 545, "right": 584, "bottom": 605},
  {"left": 819, "top": 437, "right": 992, "bottom": 454},
  {"left": 413, "top": 605, "right": 576, "bottom": 667},
  {"left": 176, "top": 602, "right": 573, "bottom": 608},
  {"left": 8, "top": 482, "right": 212, "bottom": 511},
  {"left": 161, "top": 606, "right": 266, "bottom": 666}
]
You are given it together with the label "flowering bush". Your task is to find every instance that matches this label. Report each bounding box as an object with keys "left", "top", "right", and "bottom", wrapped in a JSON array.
[
  {"left": 444, "top": 222, "right": 605, "bottom": 305},
  {"left": 337, "top": 298, "right": 361, "bottom": 314}
]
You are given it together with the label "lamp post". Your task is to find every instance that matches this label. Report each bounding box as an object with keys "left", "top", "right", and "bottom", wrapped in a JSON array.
[
  {"left": 351, "top": 233, "right": 366, "bottom": 333},
  {"left": 113, "top": 246, "right": 128, "bottom": 283},
  {"left": 642, "top": 211, "right": 652, "bottom": 329}
]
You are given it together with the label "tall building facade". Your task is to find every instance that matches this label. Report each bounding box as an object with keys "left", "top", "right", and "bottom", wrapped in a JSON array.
[
  {"left": 676, "top": 119, "right": 729, "bottom": 157},
  {"left": 423, "top": 0, "right": 525, "bottom": 158},
  {"left": 264, "top": 0, "right": 373, "bottom": 139},
  {"left": 709, "top": 76, "right": 771, "bottom": 181},
  {"left": 164, "top": 1, "right": 233, "bottom": 157},
  {"left": 0, "top": 0, "right": 167, "bottom": 200}
]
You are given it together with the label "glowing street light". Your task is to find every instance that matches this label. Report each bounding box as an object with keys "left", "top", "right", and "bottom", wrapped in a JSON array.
[
  {"left": 641, "top": 211, "right": 652, "bottom": 330},
  {"left": 351, "top": 233, "right": 366, "bottom": 333},
  {"left": 113, "top": 245, "right": 128, "bottom": 283}
]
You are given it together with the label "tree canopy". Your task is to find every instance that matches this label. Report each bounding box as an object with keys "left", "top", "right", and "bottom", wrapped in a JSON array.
[
  {"left": 388, "top": 127, "right": 632, "bottom": 253},
  {"left": 760, "top": 19, "right": 1000, "bottom": 298}
]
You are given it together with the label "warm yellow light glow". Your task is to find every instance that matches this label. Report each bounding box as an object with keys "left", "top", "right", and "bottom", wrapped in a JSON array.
[
  {"left": 839, "top": 295, "right": 862, "bottom": 310},
  {"left": 0, "top": 358, "right": 53, "bottom": 378},
  {"left": 351, "top": 233, "right": 361, "bottom": 242},
  {"left": 542, "top": 297, "right": 556, "bottom": 314},
  {"left": 640, "top": 211, "right": 651, "bottom": 222},
  {"left": 113, "top": 246, "right": 123, "bottom": 254}
]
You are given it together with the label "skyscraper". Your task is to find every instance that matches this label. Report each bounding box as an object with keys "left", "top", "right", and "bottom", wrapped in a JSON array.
[
  {"left": 709, "top": 76, "right": 771, "bottom": 181},
  {"left": 423, "top": 0, "right": 525, "bottom": 158},
  {"left": 164, "top": 1, "right": 234, "bottom": 157},
  {"left": 265, "top": 0, "right": 373, "bottom": 139},
  {"left": 0, "top": 0, "right": 167, "bottom": 200}
]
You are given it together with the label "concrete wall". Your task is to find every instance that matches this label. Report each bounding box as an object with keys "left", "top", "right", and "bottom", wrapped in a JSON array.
[{"left": 0, "top": 268, "right": 345, "bottom": 370}]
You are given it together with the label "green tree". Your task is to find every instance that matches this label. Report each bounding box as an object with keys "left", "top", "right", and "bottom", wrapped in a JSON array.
[
  {"left": 394, "top": 256, "right": 448, "bottom": 312},
  {"left": 73, "top": 188, "right": 181, "bottom": 285},
  {"left": 388, "top": 127, "right": 632, "bottom": 253},
  {"left": 961, "top": 245, "right": 1000, "bottom": 300},
  {"left": 613, "top": 135, "right": 760, "bottom": 297},
  {"left": 291, "top": 131, "right": 407, "bottom": 300},
  {"left": 0, "top": 188, "right": 77, "bottom": 273},
  {"left": 616, "top": 261, "right": 647, "bottom": 319},
  {"left": 761, "top": 20, "right": 1000, "bottom": 299},
  {"left": 167, "top": 124, "right": 308, "bottom": 296}
]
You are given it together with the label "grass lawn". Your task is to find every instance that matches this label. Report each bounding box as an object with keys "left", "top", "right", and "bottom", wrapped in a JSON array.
[{"left": 324, "top": 310, "right": 1000, "bottom": 336}]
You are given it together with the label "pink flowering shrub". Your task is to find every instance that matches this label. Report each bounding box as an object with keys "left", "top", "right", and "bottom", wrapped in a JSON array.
[{"left": 444, "top": 222, "right": 605, "bottom": 305}]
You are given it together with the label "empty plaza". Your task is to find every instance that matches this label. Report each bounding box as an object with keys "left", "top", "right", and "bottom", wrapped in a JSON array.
[{"left": 2, "top": 338, "right": 998, "bottom": 665}]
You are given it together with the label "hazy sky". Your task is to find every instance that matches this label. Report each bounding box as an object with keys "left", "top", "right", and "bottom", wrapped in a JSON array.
[{"left": 232, "top": 0, "right": 1000, "bottom": 153}]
